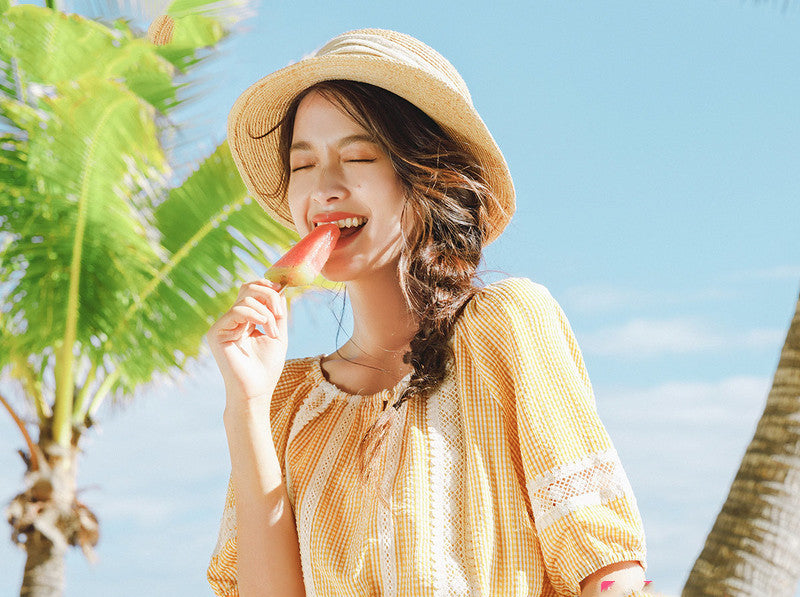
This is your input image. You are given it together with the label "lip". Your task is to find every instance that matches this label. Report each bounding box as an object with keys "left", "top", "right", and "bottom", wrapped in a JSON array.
[{"left": 311, "top": 211, "right": 368, "bottom": 225}]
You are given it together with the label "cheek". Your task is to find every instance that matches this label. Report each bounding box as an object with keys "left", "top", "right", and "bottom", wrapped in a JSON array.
[
  {"left": 378, "top": 170, "right": 409, "bottom": 224},
  {"left": 286, "top": 187, "right": 309, "bottom": 234}
]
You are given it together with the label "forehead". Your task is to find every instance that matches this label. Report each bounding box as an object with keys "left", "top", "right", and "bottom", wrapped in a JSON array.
[{"left": 291, "top": 91, "right": 369, "bottom": 140}]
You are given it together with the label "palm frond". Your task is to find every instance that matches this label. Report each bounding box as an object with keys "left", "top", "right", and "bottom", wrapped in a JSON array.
[
  {"left": 66, "top": 0, "right": 256, "bottom": 26},
  {"left": 164, "top": 0, "right": 257, "bottom": 25},
  {"left": 1, "top": 0, "right": 298, "bottom": 427},
  {"left": 0, "top": 74, "right": 169, "bottom": 362},
  {"left": 0, "top": 5, "right": 179, "bottom": 113},
  {"left": 96, "top": 141, "right": 296, "bottom": 391}
]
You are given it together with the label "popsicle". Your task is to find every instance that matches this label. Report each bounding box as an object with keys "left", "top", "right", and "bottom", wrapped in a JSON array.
[{"left": 265, "top": 223, "right": 340, "bottom": 289}]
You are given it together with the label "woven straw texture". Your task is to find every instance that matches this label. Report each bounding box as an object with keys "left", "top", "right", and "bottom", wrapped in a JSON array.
[
  {"left": 147, "top": 15, "right": 174, "bottom": 46},
  {"left": 226, "top": 28, "right": 515, "bottom": 244}
]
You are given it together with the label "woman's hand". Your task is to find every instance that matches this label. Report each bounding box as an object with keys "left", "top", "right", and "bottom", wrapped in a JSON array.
[
  {"left": 207, "top": 279, "right": 289, "bottom": 406},
  {"left": 579, "top": 561, "right": 646, "bottom": 596},
  {"left": 208, "top": 280, "right": 305, "bottom": 597}
]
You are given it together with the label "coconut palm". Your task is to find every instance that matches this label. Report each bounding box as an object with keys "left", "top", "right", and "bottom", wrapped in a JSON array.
[
  {"left": 0, "top": 1, "right": 296, "bottom": 595},
  {"left": 682, "top": 287, "right": 800, "bottom": 597}
]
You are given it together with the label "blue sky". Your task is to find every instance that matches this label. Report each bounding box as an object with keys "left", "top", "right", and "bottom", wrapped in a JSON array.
[{"left": 1, "top": 0, "right": 799, "bottom": 595}]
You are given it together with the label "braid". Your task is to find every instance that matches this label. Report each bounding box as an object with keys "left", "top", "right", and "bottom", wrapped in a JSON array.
[
  {"left": 394, "top": 147, "right": 492, "bottom": 407},
  {"left": 274, "top": 80, "right": 495, "bottom": 485}
]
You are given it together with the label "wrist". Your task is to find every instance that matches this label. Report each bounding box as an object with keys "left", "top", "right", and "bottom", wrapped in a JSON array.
[{"left": 223, "top": 390, "right": 272, "bottom": 423}]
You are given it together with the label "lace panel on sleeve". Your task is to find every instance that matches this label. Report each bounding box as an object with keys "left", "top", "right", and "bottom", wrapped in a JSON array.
[{"left": 526, "top": 447, "right": 635, "bottom": 533}]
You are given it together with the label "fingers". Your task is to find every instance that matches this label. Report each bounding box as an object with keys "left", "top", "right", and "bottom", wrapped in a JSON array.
[
  {"left": 214, "top": 279, "right": 287, "bottom": 342},
  {"left": 237, "top": 278, "right": 283, "bottom": 300},
  {"left": 236, "top": 280, "right": 287, "bottom": 319},
  {"left": 215, "top": 319, "right": 257, "bottom": 343}
]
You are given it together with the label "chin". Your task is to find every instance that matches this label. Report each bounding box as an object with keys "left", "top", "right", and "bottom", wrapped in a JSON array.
[
  {"left": 320, "top": 263, "right": 357, "bottom": 284},
  {"left": 321, "top": 251, "right": 403, "bottom": 284}
]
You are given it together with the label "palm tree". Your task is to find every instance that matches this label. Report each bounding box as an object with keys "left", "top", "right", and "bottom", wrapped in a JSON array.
[
  {"left": 682, "top": 287, "right": 800, "bottom": 596},
  {"left": 0, "top": 1, "right": 296, "bottom": 594}
]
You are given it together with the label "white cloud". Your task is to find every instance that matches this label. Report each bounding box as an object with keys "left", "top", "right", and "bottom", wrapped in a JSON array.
[
  {"left": 562, "top": 284, "right": 734, "bottom": 314},
  {"left": 597, "top": 375, "right": 771, "bottom": 427},
  {"left": 579, "top": 317, "right": 784, "bottom": 357},
  {"left": 563, "top": 285, "right": 653, "bottom": 313},
  {"left": 728, "top": 265, "right": 800, "bottom": 281},
  {"left": 562, "top": 268, "right": 799, "bottom": 316},
  {"left": 595, "top": 375, "right": 773, "bottom": 519},
  {"left": 596, "top": 373, "right": 772, "bottom": 570}
]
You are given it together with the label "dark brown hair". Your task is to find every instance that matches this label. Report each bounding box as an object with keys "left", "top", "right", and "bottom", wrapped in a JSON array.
[{"left": 274, "top": 80, "right": 494, "bottom": 477}]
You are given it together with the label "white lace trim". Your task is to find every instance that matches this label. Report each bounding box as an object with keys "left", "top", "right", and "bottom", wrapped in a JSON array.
[
  {"left": 427, "top": 366, "right": 471, "bottom": 596},
  {"left": 377, "top": 402, "right": 406, "bottom": 597},
  {"left": 526, "top": 447, "right": 634, "bottom": 533},
  {"left": 284, "top": 380, "right": 342, "bottom": 506},
  {"left": 287, "top": 387, "right": 360, "bottom": 597}
]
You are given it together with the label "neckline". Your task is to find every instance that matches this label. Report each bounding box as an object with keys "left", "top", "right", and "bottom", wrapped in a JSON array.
[{"left": 311, "top": 354, "right": 412, "bottom": 401}]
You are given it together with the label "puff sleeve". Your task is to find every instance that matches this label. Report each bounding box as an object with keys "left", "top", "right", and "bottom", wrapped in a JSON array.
[
  {"left": 206, "top": 357, "right": 316, "bottom": 597},
  {"left": 467, "top": 278, "right": 647, "bottom": 596}
]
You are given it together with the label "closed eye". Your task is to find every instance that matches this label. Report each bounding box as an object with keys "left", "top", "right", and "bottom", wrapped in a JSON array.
[
  {"left": 290, "top": 164, "right": 313, "bottom": 172},
  {"left": 345, "top": 159, "right": 376, "bottom": 163}
]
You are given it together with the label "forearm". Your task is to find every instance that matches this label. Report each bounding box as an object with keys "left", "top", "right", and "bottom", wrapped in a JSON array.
[
  {"left": 224, "top": 395, "right": 305, "bottom": 597},
  {"left": 578, "top": 560, "right": 645, "bottom": 597}
]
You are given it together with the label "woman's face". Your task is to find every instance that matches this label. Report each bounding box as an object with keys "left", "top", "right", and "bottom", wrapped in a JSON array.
[{"left": 286, "top": 91, "right": 408, "bottom": 283}]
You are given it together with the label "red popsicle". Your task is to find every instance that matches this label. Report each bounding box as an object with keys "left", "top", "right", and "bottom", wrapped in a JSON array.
[{"left": 264, "top": 223, "right": 340, "bottom": 289}]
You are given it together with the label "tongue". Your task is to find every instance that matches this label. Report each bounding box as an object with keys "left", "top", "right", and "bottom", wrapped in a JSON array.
[{"left": 338, "top": 224, "right": 364, "bottom": 238}]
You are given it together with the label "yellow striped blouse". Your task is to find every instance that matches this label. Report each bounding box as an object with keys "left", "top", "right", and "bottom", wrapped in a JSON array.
[{"left": 207, "top": 277, "right": 647, "bottom": 596}]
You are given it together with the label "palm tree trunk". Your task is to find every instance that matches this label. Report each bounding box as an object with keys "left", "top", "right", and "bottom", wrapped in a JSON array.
[
  {"left": 682, "top": 289, "right": 800, "bottom": 596},
  {"left": 7, "top": 436, "right": 98, "bottom": 597},
  {"left": 21, "top": 529, "right": 67, "bottom": 597}
]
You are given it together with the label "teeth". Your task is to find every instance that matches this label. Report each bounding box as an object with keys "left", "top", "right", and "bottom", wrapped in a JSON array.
[{"left": 316, "top": 217, "right": 367, "bottom": 229}]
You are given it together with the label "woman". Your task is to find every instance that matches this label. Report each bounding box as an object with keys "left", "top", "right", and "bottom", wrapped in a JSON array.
[{"left": 207, "top": 29, "right": 647, "bottom": 597}]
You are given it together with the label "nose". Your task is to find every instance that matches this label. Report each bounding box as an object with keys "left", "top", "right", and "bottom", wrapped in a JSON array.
[{"left": 310, "top": 162, "right": 348, "bottom": 205}]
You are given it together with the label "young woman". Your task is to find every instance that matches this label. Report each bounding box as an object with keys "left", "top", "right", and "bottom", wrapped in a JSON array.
[{"left": 206, "top": 29, "right": 647, "bottom": 597}]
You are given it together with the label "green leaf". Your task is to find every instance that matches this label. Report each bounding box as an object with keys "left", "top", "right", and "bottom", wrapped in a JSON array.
[
  {"left": 0, "top": 0, "right": 293, "bottom": 426},
  {"left": 0, "top": 95, "right": 46, "bottom": 131},
  {"left": 168, "top": 15, "right": 224, "bottom": 48},
  {"left": 165, "top": 0, "right": 254, "bottom": 22},
  {"left": 150, "top": 15, "right": 223, "bottom": 69},
  {"left": 0, "top": 134, "right": 28, "bottom": 191},
  {"left": 0, "top": 0, "right": 10, "bottom": 16},
  {"left": 96, "top": 141, "right": 297, "bottom": 389},
  {"left": 0, "top": 75, "right": 169, "bottom": 359},
  {"left": 152, "top": 0, "right": 255, "bottom": 68},
  {"left": 0, "top": 5, "right": 178, "bottom": 112}
]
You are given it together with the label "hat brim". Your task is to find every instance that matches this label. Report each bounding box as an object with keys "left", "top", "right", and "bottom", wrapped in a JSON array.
[{"left": 227, "top": 53, "right": 515, "bottom": 244}]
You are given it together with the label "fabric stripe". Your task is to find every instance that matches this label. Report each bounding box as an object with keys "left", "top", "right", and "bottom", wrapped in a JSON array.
[
  {"left": 207, "top": 277, "right": 647, "bottom": 597},
  {"left": 292, "top": 394, "right": 360, "bottom": 596}
]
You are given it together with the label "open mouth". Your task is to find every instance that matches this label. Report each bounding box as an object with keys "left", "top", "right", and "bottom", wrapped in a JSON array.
[{"left": 315, "top": 217, "right": 368, "bottom": 239}]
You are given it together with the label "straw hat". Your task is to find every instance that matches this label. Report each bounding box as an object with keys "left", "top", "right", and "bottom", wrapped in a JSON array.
[{"left": 227, "top": 28, "right": 515, "bottom": 244}]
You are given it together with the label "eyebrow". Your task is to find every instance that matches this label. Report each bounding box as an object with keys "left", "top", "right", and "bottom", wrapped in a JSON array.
[{"left": 289, "top": 134, "right": 377, "bottom": 153}]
